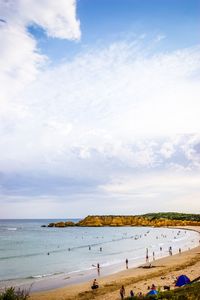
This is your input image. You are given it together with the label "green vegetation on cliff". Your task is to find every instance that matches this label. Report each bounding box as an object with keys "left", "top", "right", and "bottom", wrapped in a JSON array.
[
  {"left": 142, "top": 212, "right": 200, "bottom": 222},
  {"left": 47, "top": 212, "right": 200, "bottom": 227}
]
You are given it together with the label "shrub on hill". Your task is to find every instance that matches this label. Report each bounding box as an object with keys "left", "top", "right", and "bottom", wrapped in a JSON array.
[{"left": 0, "top": 287, "right": 29, "bottom": 300}]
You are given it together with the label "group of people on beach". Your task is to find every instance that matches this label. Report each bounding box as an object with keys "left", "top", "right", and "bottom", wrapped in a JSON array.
[
  {"left": 119, "top": 284, "right": 156, "bottom": 299},
  {"left": 93, "top": 243, "right": 180, "bottom": 278},
  {"left": 120, "top": 285, "right": 147, "bottom": 299},
  {"left": 91, "top": 271, "right": 194, "bottom": 299}
]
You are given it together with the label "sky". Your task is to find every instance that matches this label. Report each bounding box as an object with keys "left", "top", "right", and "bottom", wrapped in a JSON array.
[{"left": 0, "top": 0, "right": 200, "bottom": 218}]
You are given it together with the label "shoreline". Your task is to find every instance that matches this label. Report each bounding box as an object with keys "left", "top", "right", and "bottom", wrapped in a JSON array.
[{"left": 30, "top": 226, "right": 200, "bottom": 300}]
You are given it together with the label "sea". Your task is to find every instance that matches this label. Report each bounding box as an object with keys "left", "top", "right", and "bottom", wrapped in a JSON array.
[{"left": 0, "top": 219, "right": 199, "bottom": 292}]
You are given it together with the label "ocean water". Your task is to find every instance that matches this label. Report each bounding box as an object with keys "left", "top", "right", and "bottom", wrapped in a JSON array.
[{"left": 0, "top": 219, "right": 199, "bottom": 291}]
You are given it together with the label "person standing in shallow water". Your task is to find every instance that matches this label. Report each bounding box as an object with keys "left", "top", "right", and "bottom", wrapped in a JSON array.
[
  {"left": 97, "top": 263, "right": 100, "bottom": 275},
  {"left": 120, "top": 285, "right": 125, "bottom": 299},
  {"left": 125, "top": 258, "right": 128, "bottom": 269},
  {"left": 146, "top": 248, "right": 149, "bottom": 262}
]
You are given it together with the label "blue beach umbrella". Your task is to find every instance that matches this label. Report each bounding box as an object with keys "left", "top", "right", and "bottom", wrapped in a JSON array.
[
  {"left": 147, "top": 290, "right": 158, "bottom": 295},
  {"left": 175, "top": 275, "right": 190, "bottom": 287}
]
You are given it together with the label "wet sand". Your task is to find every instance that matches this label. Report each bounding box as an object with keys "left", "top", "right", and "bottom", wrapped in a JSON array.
[{"left": 30, "top": 226, "right": 200, "bottom": 300}]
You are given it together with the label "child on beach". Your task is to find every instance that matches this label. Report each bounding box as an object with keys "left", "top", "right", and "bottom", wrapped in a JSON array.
[
  {"left": 119, "top": 285, "right": 125, "bottom": 299},
  {"left": 130, "top": 290, "right": 134, "bottom": 298},
  {"left": 91, "top": 279, "right": 99, "bottom": 289}
]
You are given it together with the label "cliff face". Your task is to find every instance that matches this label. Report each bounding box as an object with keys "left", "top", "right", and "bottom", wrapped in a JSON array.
[
  {"left": 76, "top": 215, "right": 200, "bottom": 227},
  {"left": 47, "top": 221, "right": 75, "bottom": 228},
  {"left": 46, "top": 213, "right": 200, "bottom": 227}
]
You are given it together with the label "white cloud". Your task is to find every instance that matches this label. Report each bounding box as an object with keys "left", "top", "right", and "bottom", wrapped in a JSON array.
[
  {"left": 98, "top": 171, "right": 200, "bottom": 213},
  {"left": 154, "top": 34, "right": 166, "bottom": 42},
  {"left": 17, "top": 0, "right": 81, "bottom": 40},
  {"left": 100, "top": 173, "right": 200, "bottom": 195},
  {"left": 181, "top": 134, "right": 200, "bottom": 167},
  {"left": 0, "top": 2, "right": 200, "bottom": 216},
  {"left": 1, "top": 41, "right": 199, "bottom": 173},
  {"left": 160, "top": 142, "right": 175, "bottom": 159},
  {"left": 0, "top": 0, "right": 80, "bottom": 103}
]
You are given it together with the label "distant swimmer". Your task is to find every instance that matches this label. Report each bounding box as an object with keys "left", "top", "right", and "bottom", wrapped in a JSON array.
[
  {"left": 47, "top": 252, "right": 50, "bottom": 255},
  {"left": 100, "top": 247, "right": 102, "bottom": 252},
  {"left": 89, "top": 245, "right": 91, "bottom": 250},
  {"left": 68, "top": 248, "right": 71, "bottom": 251}
]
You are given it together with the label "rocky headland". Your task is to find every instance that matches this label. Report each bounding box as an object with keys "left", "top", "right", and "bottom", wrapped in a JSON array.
[{"left": 44, "top": 212, "right": 200, "bottom": 228}]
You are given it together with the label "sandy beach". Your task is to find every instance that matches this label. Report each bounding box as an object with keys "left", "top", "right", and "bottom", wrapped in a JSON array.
[{"left": 30, "top": 226, "right": 200, "bottom": 300}]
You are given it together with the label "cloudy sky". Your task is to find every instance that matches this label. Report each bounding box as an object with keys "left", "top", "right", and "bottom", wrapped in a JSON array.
[{"left": 0, "top": 0, "right": 200, "bottom": 218}]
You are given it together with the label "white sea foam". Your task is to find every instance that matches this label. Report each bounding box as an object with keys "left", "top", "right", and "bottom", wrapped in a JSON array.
[{"left": 30, "top": 272, "right": 63, "bottom": 279}]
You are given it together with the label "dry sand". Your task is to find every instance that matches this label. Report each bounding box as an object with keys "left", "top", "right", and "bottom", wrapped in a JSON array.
[{"left": 30, "top": 226, "right": 200, "bottom": 300}]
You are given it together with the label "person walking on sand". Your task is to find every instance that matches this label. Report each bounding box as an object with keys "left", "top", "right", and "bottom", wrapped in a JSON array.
[
  {"left": 120, "top": 285, "right": 125, "bottom": 299},
  {"left": 125, "top": 258, "right": 128, "bottom": 269}
]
